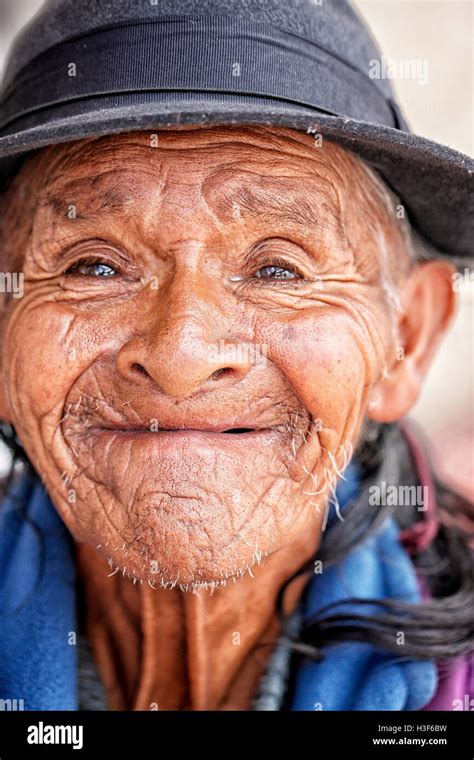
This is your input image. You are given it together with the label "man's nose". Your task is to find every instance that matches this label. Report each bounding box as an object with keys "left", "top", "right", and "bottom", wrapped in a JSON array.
[{"left": 115, "top": 277, "right": 253, "bottom": 400}]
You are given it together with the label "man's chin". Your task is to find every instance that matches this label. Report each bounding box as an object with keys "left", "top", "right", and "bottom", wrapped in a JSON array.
[
  {"left": 97, "top": 546, "right": 270, "bottom": 591},
  {"left": 54, "top": 480, "right": 280, "bottom": 582},
  {"left": 51, "top": 478, "right": 293, "bottom": 590}
]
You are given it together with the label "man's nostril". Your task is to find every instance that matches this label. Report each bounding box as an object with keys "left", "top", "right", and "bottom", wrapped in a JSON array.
[
  {"left": 210, "top": 368, "right": 232, "bottom": 381},
  {"left": 132, "top": 363, "right": 150, "bottom": 378}
]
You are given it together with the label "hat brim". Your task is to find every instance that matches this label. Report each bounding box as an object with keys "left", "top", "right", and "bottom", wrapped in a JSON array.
[{"left": 0, "top": 93, "right": 472, "bottom": 259}]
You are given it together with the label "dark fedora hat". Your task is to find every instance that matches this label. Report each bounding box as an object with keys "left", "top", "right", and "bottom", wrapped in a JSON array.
[{"left": 0, "top": 0, "right": 472, "bottom": 259}]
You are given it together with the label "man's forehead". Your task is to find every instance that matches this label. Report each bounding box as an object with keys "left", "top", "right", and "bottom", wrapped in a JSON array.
[
  {"left": 36, "top": 125, "right": 345, "bottom": 197},
  {"left": 36, "top": 129, "right": 344, "bottom": 231}
]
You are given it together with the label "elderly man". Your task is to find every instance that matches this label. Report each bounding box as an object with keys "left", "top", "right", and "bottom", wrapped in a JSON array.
[{"left": 0, "top": 0, "right": 472, "bottom": 713}]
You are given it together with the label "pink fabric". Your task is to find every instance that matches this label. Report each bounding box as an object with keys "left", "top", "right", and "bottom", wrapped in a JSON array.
[
  {"left": 423, "top": 657, "right": 472, "bottom": 711},
  {"left": 417, "top": 573, "right": 473, "bottom": 711},
  {"left": 399, "top": 421, "right": 473, "bottom": 712},
  {"left": 398, "top": 420, "right": 440, "bottom": 554}
]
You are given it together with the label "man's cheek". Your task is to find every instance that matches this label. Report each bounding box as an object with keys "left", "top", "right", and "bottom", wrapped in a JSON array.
[
  {"left": 257, "top": 309, "right": 376, "bottom": 438},
  {"left": 5, "top": 307, "right": 102, "bottom": 442}
]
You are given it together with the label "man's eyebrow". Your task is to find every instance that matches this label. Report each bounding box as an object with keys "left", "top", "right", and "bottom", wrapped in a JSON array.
[
  {"left": 43, "top": 176, "right": 134, "bottom": 219},
  {"left": 220, "top": 184, "right": 331, "bottom": 230}
]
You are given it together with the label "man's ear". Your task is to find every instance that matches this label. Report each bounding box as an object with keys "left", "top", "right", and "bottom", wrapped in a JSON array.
[{"left": 367, "top": 260, "right": 457, "bottom": 423}]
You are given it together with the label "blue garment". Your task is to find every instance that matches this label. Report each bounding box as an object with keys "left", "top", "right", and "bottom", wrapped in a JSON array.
[
  {"left": 290, "top": 498, "right": 438, "bottom": 710},
  {"left": 0, "top": 472, "right": 77, "bottom": 710},
  {"left": 0, "top": 466, "right": 437, "bottom": 710}
]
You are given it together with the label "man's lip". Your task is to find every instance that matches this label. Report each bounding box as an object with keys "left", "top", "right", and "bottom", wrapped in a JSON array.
[
  {"left": 85, "top": 427, "right": 282, "bottom": 449},
  {"left": 84, "top": 420, "right": 287, "bottom": 435},
  {"left": 90, "top": 426, "right": 275, "bottom": 437}
]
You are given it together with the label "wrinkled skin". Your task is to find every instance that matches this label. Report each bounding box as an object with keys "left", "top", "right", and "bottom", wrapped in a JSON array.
[{"left": 0, "top": 126, "right": 456, "bottom": 708}]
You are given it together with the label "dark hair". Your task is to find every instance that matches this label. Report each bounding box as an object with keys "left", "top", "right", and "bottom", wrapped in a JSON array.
[
  {"left": 1, "top": 419, "right": 473, "bottom": 667},
  {"left": 274, "top": 421, "right": 474, "bottom": 666}
]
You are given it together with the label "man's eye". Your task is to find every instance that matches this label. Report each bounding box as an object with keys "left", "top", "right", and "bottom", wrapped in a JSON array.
[
  {"left": 64, "top": 258, "right": 119, "bottom": 278},
  {"left": 254, "top": 259, "right": 304, "bottom": 281},
  {"left": 256, "top": 265, "right": 297, "bottom": 280}
]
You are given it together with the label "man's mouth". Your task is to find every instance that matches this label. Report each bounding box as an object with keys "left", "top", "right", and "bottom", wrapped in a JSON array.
[
  {"left": 70, "top": 414, "right": 291, "bottom": 454},
  {"left": 79, "top": 425, "right": 282, "bottom": 459},
  {"left": 61, "top": 394, "right": 303, "bottom": 451},
  {"left": 92, "top": 425, "right": 275, "bottom": 439},
  {"left": 148, "top": 426, "right": 259, "bottom": 435},
  {"left": 97, "top": 425, "right": 262, "bottom": 435},
  {"left": 61, "top": 397, "right": 309, "bottom": 482}
]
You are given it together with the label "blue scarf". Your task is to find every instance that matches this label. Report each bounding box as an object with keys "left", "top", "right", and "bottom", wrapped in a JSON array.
[{"left": 0, "top": 466, "right": 437, "bottom": 710}]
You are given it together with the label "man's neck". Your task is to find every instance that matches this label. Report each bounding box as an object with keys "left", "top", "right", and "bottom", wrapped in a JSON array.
[{"left": 75, "top": 531, "right": 319, "bottom": 710}]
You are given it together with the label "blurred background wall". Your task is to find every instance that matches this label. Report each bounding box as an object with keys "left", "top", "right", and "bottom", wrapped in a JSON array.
[{"left": 1, "top": 0, "right": 473, "bottom": 496}]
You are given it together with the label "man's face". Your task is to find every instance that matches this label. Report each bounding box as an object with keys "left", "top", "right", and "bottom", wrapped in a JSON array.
[{"left": 0, "top": 126, "right": 407, "bottom": 586}]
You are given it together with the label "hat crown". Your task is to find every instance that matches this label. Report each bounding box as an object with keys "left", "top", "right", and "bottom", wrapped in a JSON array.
[{"left": 2, "top": 0, "right": 393, "bottom": 100}]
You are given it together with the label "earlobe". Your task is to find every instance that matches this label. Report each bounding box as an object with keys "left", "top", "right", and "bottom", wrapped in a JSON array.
[
  {"left": 366, "top": 355, "right": 420, "bottom": 422},
  {"left": 367, "top": 260, "right": 457, "bottom": 423}
]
